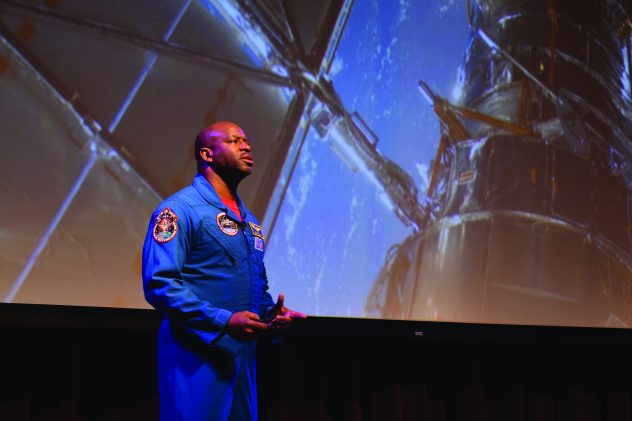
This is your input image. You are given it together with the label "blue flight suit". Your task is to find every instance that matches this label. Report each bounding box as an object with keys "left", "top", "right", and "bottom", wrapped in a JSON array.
[{"left": 142, "top": 173, "right": 274, "bottom": 421}]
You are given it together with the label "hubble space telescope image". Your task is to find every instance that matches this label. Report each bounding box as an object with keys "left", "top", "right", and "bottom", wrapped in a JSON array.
[
  {"left": 365, "top": 0, "right": 632, "bottom": 327},
  {"left": 1, "top": 0, "right": 632, "bottom": 328}
]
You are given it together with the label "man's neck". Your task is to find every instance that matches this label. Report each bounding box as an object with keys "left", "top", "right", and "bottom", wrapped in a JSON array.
[{"left": 202, "top": 169, "right": 239, "bottom": 201}]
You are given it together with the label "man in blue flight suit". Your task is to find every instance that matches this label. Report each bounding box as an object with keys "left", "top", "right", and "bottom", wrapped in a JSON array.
[{"left": 142, "top": 121, "right": 306, "bottom": 420}]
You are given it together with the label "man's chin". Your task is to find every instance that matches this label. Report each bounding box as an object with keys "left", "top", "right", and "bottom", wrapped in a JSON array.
[
  {"left": 238, "top": 166, "right": 253, "bottom": 178},
  {"left": 215, "top": 166, "right": 252, "bottom": 183}
]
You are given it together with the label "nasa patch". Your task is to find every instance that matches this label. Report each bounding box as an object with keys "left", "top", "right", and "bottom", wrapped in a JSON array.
[
  {"left": 153, "top": 208, "right": 178, "bottom": 243},
  {"left": 216, "top": 212, "right": 239, "bottom": 236},
  {"left": 254, "top": 237, "right": 264, "bottom": 251}
]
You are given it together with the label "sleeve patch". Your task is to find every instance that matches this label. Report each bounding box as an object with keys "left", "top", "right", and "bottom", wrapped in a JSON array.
[{"left": 153, "top": 207, "right": 179, "bottom": 243}]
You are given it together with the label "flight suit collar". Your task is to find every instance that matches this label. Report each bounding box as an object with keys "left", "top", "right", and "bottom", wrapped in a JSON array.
[{"left": 192, "top": 173, "right": 250, "bottom": 223}]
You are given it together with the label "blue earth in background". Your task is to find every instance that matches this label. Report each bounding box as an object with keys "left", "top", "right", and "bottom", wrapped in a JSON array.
[{"left": 265, "top": 0, "right": 471, "bottom": 317}]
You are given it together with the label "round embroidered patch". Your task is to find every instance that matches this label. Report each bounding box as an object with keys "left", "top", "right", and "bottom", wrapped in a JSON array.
[
  {"left": 216, "top": 212, "right": 239, "bottom": 236},
  {"left": 153, "top": 208, "right": 178, "bottom": 243}
]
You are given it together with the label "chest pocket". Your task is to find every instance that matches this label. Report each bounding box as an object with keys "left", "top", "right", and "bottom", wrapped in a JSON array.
[{"left": 198, "top": 217, "right": 245, "bottom": 265}]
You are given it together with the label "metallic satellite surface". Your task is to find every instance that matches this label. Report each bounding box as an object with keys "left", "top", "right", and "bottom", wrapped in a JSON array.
[
  {"left": 364, "top": 0, "right": 632, "bottom": 327},
  {"left": 2, "top": 0, "right": 632, "bottom": 329}
]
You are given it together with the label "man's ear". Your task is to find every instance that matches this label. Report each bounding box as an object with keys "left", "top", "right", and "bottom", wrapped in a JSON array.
[{"left": 199, "top": 147, "right": 213, "bottom": 164}]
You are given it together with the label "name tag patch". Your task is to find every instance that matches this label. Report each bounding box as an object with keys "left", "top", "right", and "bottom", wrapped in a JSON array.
[{"left": 249, "top": 222, "right": 264, "bottom": 239}]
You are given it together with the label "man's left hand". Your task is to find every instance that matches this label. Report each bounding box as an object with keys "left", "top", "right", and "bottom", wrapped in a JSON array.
[{"left": 266, "top": 293, "right": 307, "bottom": 331}]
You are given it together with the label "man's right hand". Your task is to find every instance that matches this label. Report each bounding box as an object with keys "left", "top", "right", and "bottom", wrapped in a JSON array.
[{"left": 225, "top": 311, "right": 268, "bottom": 341}]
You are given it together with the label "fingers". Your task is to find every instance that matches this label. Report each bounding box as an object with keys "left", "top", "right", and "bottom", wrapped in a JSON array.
[
  {"left": 249, "top": 320, "right": 269, "bottom": 331},
  {"left": 272, "top": 293, "right": 285, "bottom": 313},
  {"left": 245, "top": 311, "right": 262, "bottom": 321},
  {"left": 227, "top": 311, "right": 268, "bottom": 341},
  {"left": 271, "top": 315, "right": 292, "bottom": 324},
  {"left": 285, "top": 309, "right": 307, "bottom": 319},
  {"left": 245, "top": 311, "right": 268, "bottom": 331},
  {"left": 227, "top": 304, "right": 305, "bottom": 340},
  {"left": 266, "top": 311, "right": 306, "bottom": 331},
  {"left": 267, "top": 317, "right": 290, "bottom": 330}
]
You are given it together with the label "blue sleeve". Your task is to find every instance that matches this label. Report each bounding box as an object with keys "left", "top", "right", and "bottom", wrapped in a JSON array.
[
  {"left": 142, "top": 200, "right": 232, "bottom": 346},
  {"left": 260, "top": 263, "right": 285, "bottom": 344},
  {"left": 259, "top": 263, "right": 276, "bottom": 320}
]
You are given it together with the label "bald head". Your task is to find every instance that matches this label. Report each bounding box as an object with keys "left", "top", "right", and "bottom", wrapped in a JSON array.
[
  {"left": 194, "top": 121, "right": 253, "bottom": 190},
  {"left": 194, "top": 121, "right": 245, "bottom": 167}
]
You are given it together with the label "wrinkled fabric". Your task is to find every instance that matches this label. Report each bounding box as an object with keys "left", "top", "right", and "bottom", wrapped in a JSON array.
[{"left": 143, "top": 174, "right": 274, "bottom": 420}]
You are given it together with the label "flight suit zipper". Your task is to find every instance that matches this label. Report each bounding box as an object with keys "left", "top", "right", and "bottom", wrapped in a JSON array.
[{"left": 239, "top": 220, "right": 255, "bottom": 306}]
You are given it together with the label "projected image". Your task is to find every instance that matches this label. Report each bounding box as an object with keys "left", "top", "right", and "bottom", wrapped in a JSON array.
[
  {"left": 2, "top": 0, "right": 632, "bottom": 329},
  {"left": 266, "top": 0, "right": 632, "bottom": 328},
  {"left": 263, "top": 1, "right": 469, "bottom": 317}
]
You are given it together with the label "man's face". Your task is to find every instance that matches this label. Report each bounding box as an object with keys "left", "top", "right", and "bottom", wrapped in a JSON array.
[{"left": 210, "top": 124, "right": 254, "bottom": 177}]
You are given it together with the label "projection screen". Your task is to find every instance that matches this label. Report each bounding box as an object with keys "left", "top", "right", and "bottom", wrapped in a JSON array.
[{"left": 2, "top": 0, "right": 632, "bottom": 329}]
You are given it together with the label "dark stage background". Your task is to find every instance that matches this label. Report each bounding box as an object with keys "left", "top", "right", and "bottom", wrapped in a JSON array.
[{"left": 2, "top": 305, "right": 632, "bottom": 421}]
